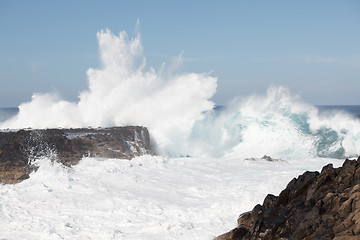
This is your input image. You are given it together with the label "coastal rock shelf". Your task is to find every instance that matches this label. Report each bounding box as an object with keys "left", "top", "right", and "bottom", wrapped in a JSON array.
[
  {"left": 0, "top": 126, "right": 155, "bottom": 184},
  {"left": 216, "top": 156, "right": 360, "bottom": 240}
]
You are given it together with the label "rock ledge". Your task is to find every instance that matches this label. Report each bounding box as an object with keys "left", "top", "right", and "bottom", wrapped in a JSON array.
[{"left": 0, "top": 126, "right": 155, "bottom": 184}]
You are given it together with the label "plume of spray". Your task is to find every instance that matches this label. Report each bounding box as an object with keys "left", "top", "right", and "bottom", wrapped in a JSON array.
[
  {"left": 187, "top": 86, "right": 360, "bottom": 159},
  {"left": 1, "top": 25, "right": 359, "bottom": 159},
  {"left": 0, "top": 28, "right": 217, "bottom": 155}
]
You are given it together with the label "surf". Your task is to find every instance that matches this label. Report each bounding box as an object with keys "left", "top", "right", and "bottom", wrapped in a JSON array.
[{"left": 0, "top": 27, "right": 359, "bottom": 160}]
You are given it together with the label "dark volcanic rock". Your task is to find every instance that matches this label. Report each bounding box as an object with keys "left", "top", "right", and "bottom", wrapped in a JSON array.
[
  {"left": 216, "top": 157, "right": 360, "bottom": 240},
  {"left": 0, "top": 126, "right": 155, "bottom": 184},
  {"left": 244, "top": 155, "right": 286, "bottom": 163}
]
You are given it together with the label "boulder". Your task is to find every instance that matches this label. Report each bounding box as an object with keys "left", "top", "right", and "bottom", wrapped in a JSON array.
[
  {"left": 0, "top": 126, "right": 155, "bottom": 184},
  {"left": 216, "top": 156, "right": 360, "bottom": 240}
]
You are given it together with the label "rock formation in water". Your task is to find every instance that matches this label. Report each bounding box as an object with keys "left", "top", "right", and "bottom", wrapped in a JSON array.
[
  {"left": 216, "top": 156, "right": 360, "bottom": 240},
  {"left": 0, "top": 126, "right": 155, "bottom": 184}
]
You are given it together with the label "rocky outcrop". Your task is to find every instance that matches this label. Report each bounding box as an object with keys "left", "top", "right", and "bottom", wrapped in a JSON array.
[
  {"left": 244, "top": 155, "right": 286, "bottom": 162},
  {"left": 0, "top": 126, "right": 155, "bottom": 184},
  {"left": 216, "top": 157, "right": 360, "bottom": 240}
]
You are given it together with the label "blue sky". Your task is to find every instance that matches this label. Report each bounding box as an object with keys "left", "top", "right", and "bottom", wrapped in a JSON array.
[{"left": 1, "top": 0, "right": 359, "bottom": 107}]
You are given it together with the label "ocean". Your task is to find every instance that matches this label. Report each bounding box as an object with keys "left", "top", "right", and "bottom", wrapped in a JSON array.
[
  {"left": 0, "top": 104, "right": 359, "bottom": 239},
  {"left": 317, "top": 105, "right": 360, "bottom": 119},
  {"left": 0, "top": 28, "right": 359, "bottom": 239},
  {"left": 0, "top": 107, "right": 18, "bottom": 123}
]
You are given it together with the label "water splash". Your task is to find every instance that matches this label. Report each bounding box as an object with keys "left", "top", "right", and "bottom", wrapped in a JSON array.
[
  {"left": 188, "top": 86, "right": 360, "bottom": 159},
  {"left": 0, "top": 29, "right": 217, "bottom": 154},
  {"left": 1, "top": 27, "right": 359, "bottom": 159}
]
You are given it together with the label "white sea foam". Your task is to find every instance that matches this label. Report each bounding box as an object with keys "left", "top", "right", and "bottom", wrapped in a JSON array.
[{"left": 0, "top": 155, "right": 345, "bottom": 240}]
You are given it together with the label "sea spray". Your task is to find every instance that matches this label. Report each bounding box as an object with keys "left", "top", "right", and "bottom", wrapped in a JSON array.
[
  {"left": 189, "top": 87, "right": 360, "bottom": 159},
  {"left": 0, "top": 29, "right": 217, "bottom": 154},
  {"left": 1, "top": 27, "right": 359, "bottom": 159}
]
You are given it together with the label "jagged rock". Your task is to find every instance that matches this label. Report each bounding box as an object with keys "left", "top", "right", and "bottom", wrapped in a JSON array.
[
  {"left": 216, "top": 156, "right": 360, "bottom": 240},
  {"left": 216, "top": 227, "right": 249, "bottom": 240},
  {"left": 244, "top": 156, "right": 286, "bottom": 162},
  {"left": 0, "top": 126, "right": 155, "bottom": 184},
  {"left": 261, "top": 155, "right": 285, "bottom": 162},
  {"left": 244, "top": 157, "right": 256, "bottom": 161}
]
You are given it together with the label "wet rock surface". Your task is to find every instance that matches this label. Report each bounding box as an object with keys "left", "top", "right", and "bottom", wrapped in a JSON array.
[
  {"left": 244, "top": 155, "right": 286, "bottom": 163},
  {"left": 216, "top": 156, "right": 360, "bottom": 240},
  {"left": 0, "top": 126, "right": 154, "bottom": 184}
]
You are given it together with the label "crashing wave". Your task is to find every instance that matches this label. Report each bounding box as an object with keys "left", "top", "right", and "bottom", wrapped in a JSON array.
[{"left": 1, "top": 27, "right": 359, "bottom": 159}]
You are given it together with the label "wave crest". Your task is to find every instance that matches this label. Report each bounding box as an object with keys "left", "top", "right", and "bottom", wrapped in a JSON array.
[
  {"left": 188, "top": 86, "right": 360, "bottom": 159},
  {"left": 1, "top": 27, "right": 358, "bottom": 159}
]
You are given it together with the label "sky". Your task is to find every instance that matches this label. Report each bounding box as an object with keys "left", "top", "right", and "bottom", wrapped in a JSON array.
[{"left": 0, "top": 0, "right": 359, "bottom": 107}]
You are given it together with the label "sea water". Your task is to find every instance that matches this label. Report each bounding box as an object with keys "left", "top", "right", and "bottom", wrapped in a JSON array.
[
  {"left": 0, "top": 107, "right": 18, "bottom": 123},
  {"left": 0, "top": 155, "right": 348, "bottom": 240},
  {"left": 0, "top": 27, "right": 359, "bottom": 239}
]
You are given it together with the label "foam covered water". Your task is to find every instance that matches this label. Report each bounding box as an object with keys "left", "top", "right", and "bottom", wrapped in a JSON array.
[{"left": 0, "top": 155, "right": 345, "bottom": 240}]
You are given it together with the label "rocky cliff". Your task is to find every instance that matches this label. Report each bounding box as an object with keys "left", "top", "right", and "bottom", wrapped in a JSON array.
[
  {"left": 0, "top": 126, "right": 155, "bottom": 184},
  {"left": 216, "top": 157, "right": 360, "bottom": 240}
]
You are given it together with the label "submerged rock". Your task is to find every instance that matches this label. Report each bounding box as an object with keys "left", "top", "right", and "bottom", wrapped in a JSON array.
[
  {"left": 216, "top": 156, "right": 360, "bottom": 240},
  {"left": 244, "top": 155, "right": 286, "bottom": 163},
  {"left": 0, "top": 126, "right": 155, "bottom": 184},
  {"left": 260, "top": 155, "right": 285, "bottom": 162}
]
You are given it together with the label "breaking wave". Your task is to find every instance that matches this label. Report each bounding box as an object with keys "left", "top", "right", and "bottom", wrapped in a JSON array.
[
  {"left": 0, "top": 28, "right": 217, "bottom": 154},
  {"left": 1, "top": 27, "right": 359, "bottom": 159},
  {"left": 188, "top": 87, "right": 360, "bottom": 159}
]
